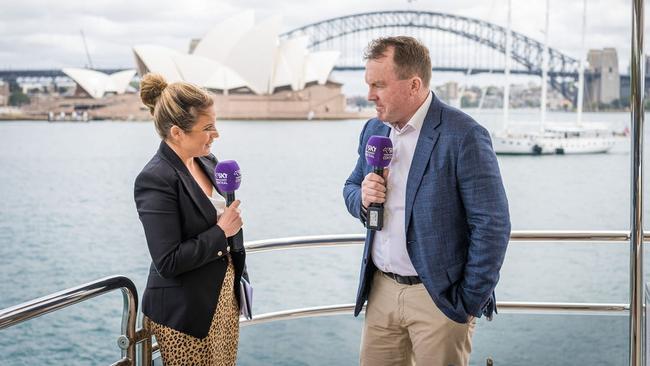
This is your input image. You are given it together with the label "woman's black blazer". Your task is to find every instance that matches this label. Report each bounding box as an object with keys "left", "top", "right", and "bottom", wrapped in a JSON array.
[{"left": 134, "top": 141, "right": 245, "bottom": 338}]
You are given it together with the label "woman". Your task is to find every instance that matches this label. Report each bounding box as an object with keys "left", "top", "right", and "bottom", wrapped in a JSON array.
[{"left": 134, "top": 73, "right": 245, "bottom": 366}]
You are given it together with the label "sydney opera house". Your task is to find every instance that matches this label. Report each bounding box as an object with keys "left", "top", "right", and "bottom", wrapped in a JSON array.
[
  {"left": 30, "top": 11, "right": 365, "bottom": 121},
  {"left": 131, "top": 11, "right": 360, "bottom": 120}
]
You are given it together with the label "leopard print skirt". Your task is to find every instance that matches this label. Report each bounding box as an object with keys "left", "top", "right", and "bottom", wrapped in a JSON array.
[{"left": 145, "top": 257, "right": 240, "bottom": 366}]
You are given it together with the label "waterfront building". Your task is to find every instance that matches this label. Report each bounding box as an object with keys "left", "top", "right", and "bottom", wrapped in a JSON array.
[
  {"left": 0, "top": 81, "right": 8, "bottom": 106},
  {"left": 132, "top": 11, "right": 362, "bottom": 120},
  {"left": 586, "top": 48, "right": 620, "bottom": 105}
]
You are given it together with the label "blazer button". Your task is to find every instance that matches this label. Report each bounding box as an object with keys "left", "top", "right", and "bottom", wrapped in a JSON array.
[
  {"left": 226, "top": 246, "right": 231, "bottom": 252},
  {"left": 217, "top": 251, "right": 223, "bottom": 256}
]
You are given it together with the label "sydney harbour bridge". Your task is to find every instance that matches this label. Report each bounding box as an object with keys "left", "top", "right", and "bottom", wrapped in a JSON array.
[
  {"left": 282, "top": 10, "right": 583, "bottom": 102},
  {"left": 1, "top": 10, "right": 622, "bottom": 105}
]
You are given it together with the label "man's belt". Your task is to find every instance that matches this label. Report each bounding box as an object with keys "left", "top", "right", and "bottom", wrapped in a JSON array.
[{"left": 381, "top": 271, "right": 422, "bottom": 285}]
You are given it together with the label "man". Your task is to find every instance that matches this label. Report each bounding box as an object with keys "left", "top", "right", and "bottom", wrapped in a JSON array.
[{"left": 343, "top": 36, "right": 510, "bottom": 366}]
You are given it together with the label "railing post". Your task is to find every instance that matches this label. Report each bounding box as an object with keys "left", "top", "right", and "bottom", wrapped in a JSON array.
[
  {"left": 120, "top": 287, "right": 138, "bottom": 365},
  {"left": 629, "top": 0, "right": 645, "bottom": 364},
  {"left": 140, "top": 317, "right": 153, "bottom": 366},
  {"left": 140, "top": 336, "right": 152, "bottom": 366}
]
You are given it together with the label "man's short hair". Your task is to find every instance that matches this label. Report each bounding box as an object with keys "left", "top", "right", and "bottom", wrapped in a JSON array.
[{"left": 364, "top": 36, "right": 432, "bottom": 88}]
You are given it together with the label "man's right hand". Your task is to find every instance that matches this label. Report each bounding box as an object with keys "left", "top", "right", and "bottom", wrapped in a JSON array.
[
  {"left": 217, "top": 200, "right": 243, "bottom": 238},
  {"left": 361, "top": 170, "right": 389, "bottom": 209}
]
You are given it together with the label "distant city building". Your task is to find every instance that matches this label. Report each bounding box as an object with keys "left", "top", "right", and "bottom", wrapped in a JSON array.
[
  {"left": 587, "top": 48, "right": 620, "bottom": 105},
  {"left": 0, "top": 80, "right": 9, "bottom": 106},
  {"left": 435, "top": 81, "right": 458, "bottom": 105}
]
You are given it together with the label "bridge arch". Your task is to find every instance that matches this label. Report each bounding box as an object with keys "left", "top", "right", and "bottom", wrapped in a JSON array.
[{"left": 282, "top": 10, "right": 581, "bottom": 100}]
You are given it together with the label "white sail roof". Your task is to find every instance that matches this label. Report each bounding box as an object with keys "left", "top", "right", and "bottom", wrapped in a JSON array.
[
  {"left": 192, "top": 10, "right": 255, "bottom": 65},
  {"left": 132, "top": 45, "right": 183, "bottom": 82},
  {"left": 272, "top": 36, "right": 309, "bottom": 91},
  {"left": 225, "top": 16, "right": 282, "bottom": 94},
  {"left": 304, "top": 51, "right": 340, "bottom": 85},
  {"left": 62, "top": 68, "right": 136, "bottom": 99},
  {"left": 172, "top": 53, "right": 248, "bottom": 90},
  {"left": 132, "top": 12, "right": 339, "bottom": 95},
  {"left": 107, "top": 69, "right": 137, "bottom": 94}
]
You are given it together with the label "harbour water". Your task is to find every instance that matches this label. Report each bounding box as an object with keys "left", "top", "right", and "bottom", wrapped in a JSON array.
[{"left": 0, "top": 109, "right": 646, "bottom": 365}]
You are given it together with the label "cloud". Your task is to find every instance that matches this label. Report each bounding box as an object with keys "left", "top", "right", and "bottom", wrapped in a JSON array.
[{"left": 0, "top": 0, "right": 643, "bottom": 73}]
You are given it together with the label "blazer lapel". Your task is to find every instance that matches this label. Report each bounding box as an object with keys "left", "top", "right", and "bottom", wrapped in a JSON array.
[
  {"left": 405, "top": 96, "right": 442, "bottom": 231},
  {"left": 158, "top": 141, "right": 216, "bottom": 224},
  {"left": 197, "top": 155, "right": 222, "bottom": 196}
]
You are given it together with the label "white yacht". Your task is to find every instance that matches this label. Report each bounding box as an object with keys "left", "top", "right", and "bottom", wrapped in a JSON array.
[
  {"left": 493, "top": 124, "right": 618, "bottom": 155},
  {"left": 492, "top": 0, "right": 619, "bottom": 155}
]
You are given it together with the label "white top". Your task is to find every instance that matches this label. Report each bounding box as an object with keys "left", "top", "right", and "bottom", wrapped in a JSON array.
[
  {"left": 207, "top": 189, "right": 227, "bottom": 217},
  {"left": 372, "top": 91, "right": 432, "bottom": 276}
]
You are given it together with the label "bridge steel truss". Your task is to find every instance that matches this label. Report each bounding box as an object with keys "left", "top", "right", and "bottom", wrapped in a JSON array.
[{"left": 282, "top": 10, "right": 583, "bottom": 103}]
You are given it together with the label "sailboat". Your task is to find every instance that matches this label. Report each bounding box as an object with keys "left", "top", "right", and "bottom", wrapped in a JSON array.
[{"left": 492, "top": 0, "right": 618, "bottom": 155}]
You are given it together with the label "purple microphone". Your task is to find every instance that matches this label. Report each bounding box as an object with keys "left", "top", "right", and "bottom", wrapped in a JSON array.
[
  {"left": 215, "top": 160, "right": 241, "bottom": 206},
  {"left": 364, "top": 136, "right": 393, "bottom": 231}
]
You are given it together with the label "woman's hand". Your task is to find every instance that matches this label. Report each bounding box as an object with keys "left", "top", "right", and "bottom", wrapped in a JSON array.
[{"left": 217, "top": 200, "right": 243, "bottom": 238}]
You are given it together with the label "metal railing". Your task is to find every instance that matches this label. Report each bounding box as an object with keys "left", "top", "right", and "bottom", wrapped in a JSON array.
[
  {"left": 150, "top": 232, "right": 638, "bottom": 358},
  {"left": 0, "top": 276, "right": 139, "bottom": 366},
  {"left": 239, "top": 301, "right": 629, "bottom": 327},
  {"left": 245, "top": 231, "right": 650, "bottom": 254},
  {"left": 0, "top": 231, "right": 644, "bottom": 365}
]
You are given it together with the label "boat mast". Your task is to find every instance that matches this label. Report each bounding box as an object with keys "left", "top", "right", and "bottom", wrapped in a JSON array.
[
  {"left": 503, "top": 0, "right": 512, "bottom": 133},
  {"left": 576, "top": 0, "right": 586, "bottom": 126},
  {"left": 540, "top": 0, "right": 549, "bottom": 132}
]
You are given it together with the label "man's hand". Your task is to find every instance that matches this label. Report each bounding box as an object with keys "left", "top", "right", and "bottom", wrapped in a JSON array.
[{"left": 361, "top": 169, "right": 389, "bottom": 209}]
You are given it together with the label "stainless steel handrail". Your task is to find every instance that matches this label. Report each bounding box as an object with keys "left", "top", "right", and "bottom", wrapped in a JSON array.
[
  {"left": 0, "top": 276, "right": 138, "bottom": 366},
  {"left": 239, "top": 301, "right": 629, "bottom": 327},
  {"left": 245, "top": 231, "right": 648, "bottom": 253},
  {"left": 245, "top": 234, "right": 366, "bottom": 252},
  {"left": 150, "top": 232, "right": 643, "bottom": 356},
  {"left": 1, "top": 232, "right": 645, "bottom": 364},
  {"left": 148, "top": 299, "right": 630, "bottom": 353}
]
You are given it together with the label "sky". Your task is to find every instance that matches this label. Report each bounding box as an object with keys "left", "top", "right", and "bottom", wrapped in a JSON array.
[{"left": 0, "top": 0, "right": 643, "bottom": 93}]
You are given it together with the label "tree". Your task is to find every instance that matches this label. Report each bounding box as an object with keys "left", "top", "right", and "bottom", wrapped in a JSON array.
[{"left": 9, "top": 91, "right": 30, "bottom": 106}]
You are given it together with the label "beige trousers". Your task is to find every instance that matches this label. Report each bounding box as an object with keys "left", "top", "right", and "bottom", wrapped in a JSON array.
[{"left": 360, "top": 271, "right": 475, "bottom": 366}]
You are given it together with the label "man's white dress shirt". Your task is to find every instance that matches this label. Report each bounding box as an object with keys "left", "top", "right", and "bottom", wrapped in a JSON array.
[{"left": 372, "top": 91, "right": 432, "bottom": 276}]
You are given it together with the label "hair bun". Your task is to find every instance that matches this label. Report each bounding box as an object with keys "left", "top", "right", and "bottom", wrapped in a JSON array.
[{"left": 140, "top": 73, "right": 168, "bottom": 115}]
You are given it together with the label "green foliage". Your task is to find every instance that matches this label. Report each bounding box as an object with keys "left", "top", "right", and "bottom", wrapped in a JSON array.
[
  {"left": 9, "top": 91, "right": 30, "bottom": 106},
  {"left": 8, "top": 79, "right": 20, "bottom": 92}
]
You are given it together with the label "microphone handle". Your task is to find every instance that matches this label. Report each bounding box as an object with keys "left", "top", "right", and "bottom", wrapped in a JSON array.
[
  {"left": 367, "top": 166, "right": 386, "bottom": 231},
  {"left": 225, "top": 191, "right": 238, "bottom": 251},
  {"left": 226, "top": 192, "right": 236, "bottom": 206},
  {"left": 371, "top": 166, "right": 384, "bottom": 208}
]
